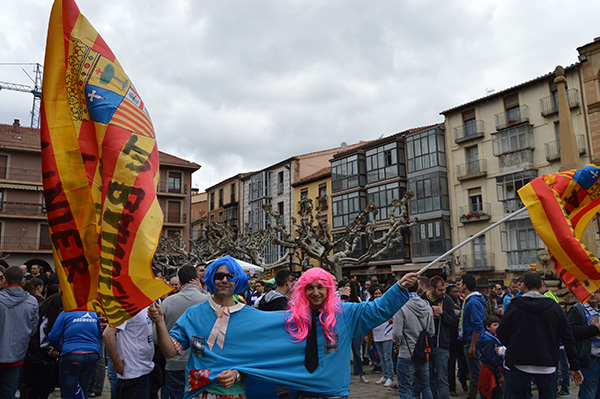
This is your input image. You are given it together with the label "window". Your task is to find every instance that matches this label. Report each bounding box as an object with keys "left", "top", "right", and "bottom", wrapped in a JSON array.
[
  {"left": 468, "top": 187, "right": 483, "bottom": 213},
  {"left": 496, "top": 171, "right": 536, "bottom": 213},
  {"left": 278, "top": 201, "right": 285, "bottom": 224},
  {"left": 167, "top": 229, "right": 181, "bottom": 240},
  {"left": 167, "top": 200, "right": 181, "bottom": 223},
  {"left": 462, "top": 109, "right": 477, "bottom": 137},
  {"left": 219, "top": 189, "right": 224, "bottom": 207},
  {"left": 39, "top": 223, "right": 52, "bottom": 250},
  {"left": 410, "top": 217, "right": 451, "bottom": 259},
  {"left": 250, "top": 172, "right": 272, "bottom": 200},
  {"left": 210, "top": 193, "right": 215, "bottom": 211},
  {"left": 277, "top": 171, "right": 284, "bottom": 194},
  {"left": 365, "top": 142, "right": 405, "bottom": 184},
  {"left": 0, "top": 155, "right": 7, "bottom": 179},
  {"left": 300, "top": 189, "right": 308, "bottom": 200},
  {"left": 219, "top": 211, "right": 223, "bottom": 221},
  {"left": 367, "top": 182, "right": 406, "bottom": 220},
  {"left": 407, "top": 128, "right": 446, "bottom": 173},
  {"left": 331, "top": 155, "right": 366, "bottom": 192},
  {"left": 409, "top": 172, "right": 449, "bottom": 215},
  {"left": 230, "top": 183, "right": 236, "bottom": 203},
  {"left": 504, "top": 93, "right": 520, "bottom": 121},
  {"left": 472, "top": 235, "right": 487, "bottom": 268},
  {"left": 318, "top": 183, "right": 327, "bottom": 198},
  {"left": 501, "top": 219, "right": 544, "bottom": 269},
  {"left": 250, "top": 198, "right": 271, "bottom": 231},
  {"left": 168, "top": 172, "right": 182, "bottom": 193},
  {"left": 492, "top": 124, "right": 534, "bottom": 155},
  {"left": 224, "top": 205, "right": 238, "bottom": 228},
  {"left": 332, "top": 191, "right": 367, "bottom": 228},
  {"left": 465, "top": 146, "right": 480, "bottom": 175}
]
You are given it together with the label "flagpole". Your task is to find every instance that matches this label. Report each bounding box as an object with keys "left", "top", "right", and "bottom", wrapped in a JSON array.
[{"left": 415, "top": 206, "right": 528, "bottom": 276}]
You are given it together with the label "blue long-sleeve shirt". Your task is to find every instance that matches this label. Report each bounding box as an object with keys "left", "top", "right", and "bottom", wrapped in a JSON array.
[
  {"left": 459, "top": 292, "right": 486, "bottom": 343},
  {"left": 48, "top": 311, "right": 101, "bottom": 355}
]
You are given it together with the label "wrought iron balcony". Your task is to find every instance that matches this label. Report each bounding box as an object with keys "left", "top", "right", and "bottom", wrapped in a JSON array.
[
  {"left": 0, "top": 167, "right": 42, "bottom": 183},
  {"left": 456, "top": 159, "right": 487, "bottom": 181},
  {"left": 544, "top": 134, "right": 587, "bottom": 162},
  {"left": 461, "top": 252, "right": 495, "bottom": 272},
  {"left": 157, "top": 182, "right": 187, "bottom": 194},
  {"left": 0, "top": 201, "right": 45, "bottom": 216},
  {"left": 495, "top": 105, "right": 529, "bottom": 130},
  {"left": 454, "top": 120, "right": 485, "bottom": 144},
  {"left": 539, "top": 89, "right": 580, "bottom": 117},
  {"left": 506, "top": 249, "right": 538, "bottom": 271},
  {"left": 459, "top": 202, "right": 491, "bottom": 223},
  {"left": 0, "top": 236, "right": 52, "bottom": 251}
]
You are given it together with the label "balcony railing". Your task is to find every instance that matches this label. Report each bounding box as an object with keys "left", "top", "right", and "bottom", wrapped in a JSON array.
[
  {"left": 461, "top": 253, "right": 495, "bottom": 272},
  {"left": 459, "top": 202, "right": 491, "bottom": 223},
  {"left": 495, "top": 105, "right": 529, "bottom": 130},
  {"left": 157, "top": 182, "right": 187, "bottom": 194},
  {"left": 506, "top": 249, "right": 538, "bottom": 271},
  {"left": 454, "top": 120, "right": 485, "bottom": 143},
  {"left": 544, "top": 134, "right": 587, "bottom": 162},
  {"left": 539, "top": 89, "right": 580, "bottom": 117},
  {"left": 456, "top": 159, "right": 487, "bottom": 181},
  {"left": 0, "top": 167, "right": 42, "bottom": 183},
  {"left": 0, "top": 236, "right": 52, "bottom": 251},
  {"left": 0, "top": 202, "right": 45, "bottom": 216}
]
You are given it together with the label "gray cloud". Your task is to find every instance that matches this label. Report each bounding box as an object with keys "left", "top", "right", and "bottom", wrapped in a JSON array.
[{"left": 0, "top": 0, "right": 598, "bottom": 191}]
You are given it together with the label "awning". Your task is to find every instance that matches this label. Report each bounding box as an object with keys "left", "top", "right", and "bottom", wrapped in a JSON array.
[
  {"left": 391, "top": 262, "right": 444, "bottom": 273},
  {"left": 0, "top": 183, "right": 43, "bottom": 191}
]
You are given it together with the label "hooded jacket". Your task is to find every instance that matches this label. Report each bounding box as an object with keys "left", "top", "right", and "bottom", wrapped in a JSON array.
[
  {"left": 258, "top": 290, "right": 289, "bottom": 311},
  {"left": 496, "top": 291, "right": 579, "bottom": 370},
  {"left": 459, "top": 291, "right": 486, "bottom": 343},
  {"left": 392, "top": 294, "right": 435, "bottom": 359},
  {"left": 0, "top": 286, "right": 39, "bottom": 363}
]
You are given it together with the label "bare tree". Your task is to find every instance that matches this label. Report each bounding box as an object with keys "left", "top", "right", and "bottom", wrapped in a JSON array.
[{"left": 153, "top": 191, "right": 416, "bottom": 279}]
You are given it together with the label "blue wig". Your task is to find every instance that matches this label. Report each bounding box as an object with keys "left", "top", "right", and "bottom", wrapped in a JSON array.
[{"left": 204, "top": 255, "right": 248, "bottom": 294}]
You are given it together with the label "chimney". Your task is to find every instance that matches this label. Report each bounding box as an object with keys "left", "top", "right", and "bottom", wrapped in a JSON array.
[{"left": 13, "top": 119, "right": 20, "bottom": 128}]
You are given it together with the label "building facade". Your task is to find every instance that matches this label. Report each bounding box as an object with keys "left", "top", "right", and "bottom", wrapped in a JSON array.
[{"left": 441, "top": 65, "right": 590, "bottom": 279}]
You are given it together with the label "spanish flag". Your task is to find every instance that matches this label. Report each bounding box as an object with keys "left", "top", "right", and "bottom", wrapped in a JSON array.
[
  {"left": 518, "top": 165, "right": 600, "bottom": 303},
  {"left": 41, "top": 0, "right": 172, "bottom": 325}
]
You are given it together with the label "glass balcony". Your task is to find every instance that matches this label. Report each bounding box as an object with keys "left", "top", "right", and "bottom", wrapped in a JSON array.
[{"left": 506, "top": 249, "right": 538, "bottom": 271}]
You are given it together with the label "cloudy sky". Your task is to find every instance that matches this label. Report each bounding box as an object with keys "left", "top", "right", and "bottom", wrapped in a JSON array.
[{"left": 0, "top": 0, "right": 598, "bottom": 191}]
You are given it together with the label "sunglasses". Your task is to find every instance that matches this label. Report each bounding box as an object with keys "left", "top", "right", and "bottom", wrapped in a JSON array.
[{"left": 213, "top": 272, "right": 235, "bottom": 281}]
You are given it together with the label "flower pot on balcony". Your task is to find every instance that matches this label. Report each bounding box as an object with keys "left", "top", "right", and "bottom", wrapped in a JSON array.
[{"left": 460, "top": 211, "right": 491, "bottom": 223}]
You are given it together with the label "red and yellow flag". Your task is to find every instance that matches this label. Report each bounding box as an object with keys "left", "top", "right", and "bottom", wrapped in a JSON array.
[
  {"left": 41, "top": 0, "right": 171, "bottom": 325},
  {"left": 518, "top": 165, "right": 600, "bottom": 303}
]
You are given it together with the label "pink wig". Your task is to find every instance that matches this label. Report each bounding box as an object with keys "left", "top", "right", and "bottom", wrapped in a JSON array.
[{"left": 285, "top": 268, "right": 341, "bottom": 343}]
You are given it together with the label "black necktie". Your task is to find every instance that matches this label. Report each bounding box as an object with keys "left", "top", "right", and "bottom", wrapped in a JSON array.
[{"left": 304, "top": 310, "right": 319, "bottom": 373}]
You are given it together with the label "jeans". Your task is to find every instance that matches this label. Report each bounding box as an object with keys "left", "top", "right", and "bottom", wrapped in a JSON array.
[
  {"left": 59, "top": 352, "right": 100, "bottom": 399},
  {"left": 505, "top": 367, "right": 556, "bottom": 399},
  {"left": 352, "top": 335, "right": 365, "bottom": 375},
  {"left": 107, "top": 356, "right": 118, "bottom": 399},
  {"left": 558, "top": 348, "right": 570, "bottom": 392},
  {"left": 579, "top": 356, "right": 600, "bottom": 399},
  {"left": 463, "top": 343, "right": 482, "bottom": 399},
  {"left": 90, "top": 340, "right": 106, "bottom": 395},
  {"left": 430, "top": 347, "right": 450, "bottom": 399},
  {"left": 449, "top": 339, "right": 468, "bottom": 392},
  {"left": 374, "top": 340, "right": 394, "bottom": 380},
  {"left": 0, "top": 365, "right": 22, "bottom": 399},
  {"left": 164, "top": 370, "right": 185, "bottom": 399},
  {"left": 397, "top": 357, "right": 433, "bottom": 399}
]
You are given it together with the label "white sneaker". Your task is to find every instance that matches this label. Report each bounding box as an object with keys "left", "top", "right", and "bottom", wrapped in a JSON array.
[
  {"left": 375, "top": 377, "right": 386, "bottom": 384},
  {"left": 384, "top": 378, "right": 394, "bottom": 387},
  {"left": 360, "top": 375, "right": 370, "bottom": 384}
]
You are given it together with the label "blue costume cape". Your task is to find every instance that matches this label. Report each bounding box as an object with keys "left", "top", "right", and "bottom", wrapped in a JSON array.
[{"left": 170, "top": 282, "right": 409, "bottom": 398}]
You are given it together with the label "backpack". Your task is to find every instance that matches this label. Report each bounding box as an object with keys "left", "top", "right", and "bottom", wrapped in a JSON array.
[{"left": 403, "top": 309, "right": 432, "bottom": 363}]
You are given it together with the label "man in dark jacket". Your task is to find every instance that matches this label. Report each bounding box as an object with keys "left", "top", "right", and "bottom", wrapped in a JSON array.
[
  {"left": 421, "top": 275, "right": 457, "bottom": 399},
  {"left": 497, "top": 271, "right": 583, "bottom": 398},
  {"left": 258, "top": 269, "right": 292, "bottom": 311},
  {"left": 567, "top": 289, "right": 600, "bottom": 399}
]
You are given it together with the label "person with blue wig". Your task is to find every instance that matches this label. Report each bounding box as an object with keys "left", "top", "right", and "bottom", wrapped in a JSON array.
[{"left": 150, "top": 258, "right": 419, "bottom": 399}]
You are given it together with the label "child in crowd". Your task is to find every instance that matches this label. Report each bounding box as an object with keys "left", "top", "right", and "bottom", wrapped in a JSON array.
[{"left": 478, "top": 316, "right": 505, "bottom": 399}]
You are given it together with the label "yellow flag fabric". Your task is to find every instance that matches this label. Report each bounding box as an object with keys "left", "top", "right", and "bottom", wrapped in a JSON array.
[{"left": 41, "top": 0, "right": 172, "bottom": 325}]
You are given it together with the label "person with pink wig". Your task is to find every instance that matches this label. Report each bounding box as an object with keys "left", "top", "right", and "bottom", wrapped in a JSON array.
[{"left": 286, "top": 267, "right": 418, "bottom": 399}]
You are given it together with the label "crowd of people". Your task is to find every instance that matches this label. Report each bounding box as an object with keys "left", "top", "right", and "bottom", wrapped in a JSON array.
[{"left": 1, "top": 258, "right": 599, "bottom": 399}]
